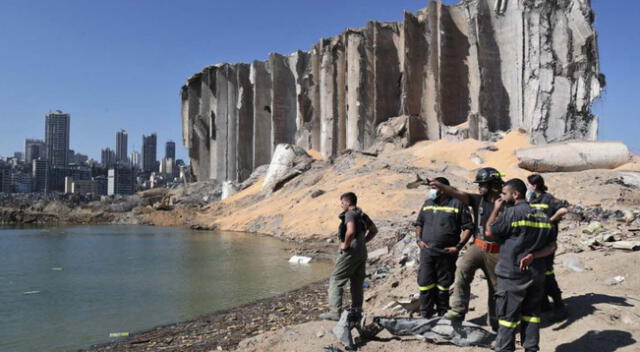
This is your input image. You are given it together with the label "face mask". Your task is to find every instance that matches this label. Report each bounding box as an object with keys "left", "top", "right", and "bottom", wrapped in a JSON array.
[
  {"left": 428, "top": 189, "right": 439, "bottom": 200},
  {"left": 526, "top": 190, "right": 535, "bottom": 202}
]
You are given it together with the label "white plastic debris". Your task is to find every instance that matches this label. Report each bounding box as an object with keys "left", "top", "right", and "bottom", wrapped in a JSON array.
[
  {"left": 605, "top": 276, "right": 625, "bottom": 286},
  {"left": 563, "top": 257, "right": 585, "bottom": 272},
  {"left": 109, "top": 332, "right": 129, "bottom": 338},
  {"left": 288, "top": 255, "right": 312, "bottom": 264}
]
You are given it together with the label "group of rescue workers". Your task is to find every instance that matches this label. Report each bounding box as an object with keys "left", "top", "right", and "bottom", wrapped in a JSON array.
[{"left": 319, "top": 167, "right": 569, "bottom": 352}]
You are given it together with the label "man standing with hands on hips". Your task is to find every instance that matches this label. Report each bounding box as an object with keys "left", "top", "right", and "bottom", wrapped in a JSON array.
[
  {"left": 415, "top": 177, "right": 473, "bottom": 318},
  {"left": 319, "top": 192, "right": 378, "bottom": 321}
]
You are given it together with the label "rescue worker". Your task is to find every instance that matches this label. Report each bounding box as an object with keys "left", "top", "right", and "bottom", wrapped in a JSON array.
[
  {"left": 430, "top": 167, "right": 504, "bottom": 329},
  {"left": 526, "top": 174, "right": 569, "bottom": 321},
  {"left": 319, "top": 192, "right": 378, "bottom": 321},
  {"left": 485, "top": 178, "right": 557, "bottom": 352},
  {"left": 415, "top": 177, "right": 473, "bottom": 318}
]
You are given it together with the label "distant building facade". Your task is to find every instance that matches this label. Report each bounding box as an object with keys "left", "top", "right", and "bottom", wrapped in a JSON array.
[
  {"left": 130, "top": 151, "right": 141, "bottom": 169},
  {"left": 32, "top": 159, "right": 49, "bottom": 192},
  {"left": 101, "top": 148, "right": 116, "bottom": 169},
  {"left": 142, "top": 133, "right": 157, "bottom": 173},
  {"left": 165, "top": 140, "right": 176, "bottom": 160},
  {"left": 108, "top": 167, "right": 135, "bottom": 195},
  {"left": 116, "top": 130, "right": 128, "bottom": 163},
  {"left": 0, "top": 164, "right": 11, "bottom": 193},
  {"left": 25, "top": 139, "right": 46, "bottom": 165},
  {"left": 44, "top": 110, "right": 70, "bottom": 167}
]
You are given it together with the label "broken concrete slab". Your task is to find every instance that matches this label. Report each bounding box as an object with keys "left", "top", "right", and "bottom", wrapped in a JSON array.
[
  {"left": 516, "top": 142, "right": 631, "bottom": 172},
  {"left": 262, "top": 144, "right": 314, "bottom": 192}
]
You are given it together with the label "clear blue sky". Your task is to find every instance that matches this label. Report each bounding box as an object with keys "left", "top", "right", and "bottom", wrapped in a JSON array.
[{"left": 0, "top": 0, "right": 638, "bottom": 162}]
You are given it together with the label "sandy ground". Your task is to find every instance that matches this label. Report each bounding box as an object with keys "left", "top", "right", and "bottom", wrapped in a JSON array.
[
  {"left": 131, "top": 131, "right": 640, "bottom": 351},
  {"left": 237, "top": 248, "right": 640, "bottom": 352}
]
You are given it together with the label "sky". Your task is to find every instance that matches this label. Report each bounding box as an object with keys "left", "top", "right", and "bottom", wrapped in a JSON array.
[{"left": 0, "top": 0, "right": 638, "bottom": 162}]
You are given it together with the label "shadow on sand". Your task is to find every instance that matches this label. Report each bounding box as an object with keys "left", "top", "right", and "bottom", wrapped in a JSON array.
[
  {"left": 549, "top": 293, "right": 634, "bottom": 330},
  {"left": 555, "top": 330, "right": 635, "bottom": 352}
]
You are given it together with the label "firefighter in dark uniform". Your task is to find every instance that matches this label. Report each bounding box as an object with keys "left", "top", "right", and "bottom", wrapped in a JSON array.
[
  {"left": 486, "top": 179, "right": 557, "bottom": 352},
  {"left": 415, "top": 177, "right": 473, "bottom": 318},
  {"left": 526, "top": 174, "right": 569, "bottom": 321},
  {"left": 431, "top": 167, "right": 504, "bottom": 330}
]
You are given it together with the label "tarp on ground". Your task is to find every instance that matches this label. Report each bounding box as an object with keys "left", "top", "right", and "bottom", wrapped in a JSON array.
[{"left": 375, "top": 317, "right": 495, "bottom": 348}]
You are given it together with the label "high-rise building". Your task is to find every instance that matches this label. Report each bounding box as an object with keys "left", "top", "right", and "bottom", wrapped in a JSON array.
[
  {"left": 130, "top": 151, "right": 141, "bottom": 169},
  {"left": 0, "top": 164, "right": 11, "bottom": 193},
  {"left": 116, "top": 130, "right": 128, "bottom": 163},
  {"left": 142, "top": 134, "right": 157, "bottom": 173},
  {"left": 165, "top": 140, "right": 176, "bottom": 160},
  {"left": 32, "top": 159, "right": 49, "bottom": 192},
  {"left": 108, "top": 167, "right": 135, "bottom": 195},
  {"left": 25, "top": 139, "right": 46, "bottom": 164},
  {"left": 101, "top": 148, "right": 116, "bottom": 169},
  {"left": 44, "top": 110, "right": 70, "bottom": 167}
]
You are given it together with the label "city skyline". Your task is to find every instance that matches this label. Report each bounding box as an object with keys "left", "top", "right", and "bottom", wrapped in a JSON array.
[
  {"left": 1, "top": 109, "right": 176, "bottom": 163},
  {"left": 0, "top": 0, "right": 638, "bottom": 160}
]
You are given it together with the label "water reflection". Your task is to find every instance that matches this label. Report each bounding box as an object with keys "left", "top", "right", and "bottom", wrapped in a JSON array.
[{"left": 0, "top": 225, "right": 332, "bottom": 352}]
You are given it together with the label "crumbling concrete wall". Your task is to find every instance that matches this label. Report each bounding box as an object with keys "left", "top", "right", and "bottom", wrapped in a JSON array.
[{"left": 182, "top": 0, "right": 603, "bottom": 182}]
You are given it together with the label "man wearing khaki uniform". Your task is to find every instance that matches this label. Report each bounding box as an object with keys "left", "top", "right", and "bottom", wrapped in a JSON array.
[{"left": 319, "top": 192, "right": 378, "bottom": 321}]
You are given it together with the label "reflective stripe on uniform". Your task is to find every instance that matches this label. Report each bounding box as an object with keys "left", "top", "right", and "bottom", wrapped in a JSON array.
[
  {"left": 531, "top": 203, "right": 549, "bottom": 209},
  {"left": 511, "top": 220, "right": 552, "bottom": 229},
  {"left": 419, "top": 284, "right": 436, "bottom": 291},
  {"left": 436, "top": 285, "right": 449, "bottom": 291},
  {"left": 522, "top": 315, "right": 541, "bottom": 323},
  {"left": 498, "top": 319, "right": 520, "bottom": 328},
  {"left": 422, "top": 206, "right": 459, "bottom": 213},
  {"left": 545, "top": 270, "right": 554, "bottom": 276}
]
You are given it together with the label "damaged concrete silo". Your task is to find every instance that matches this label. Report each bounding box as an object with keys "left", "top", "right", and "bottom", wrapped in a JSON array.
[{"left": 181, "top": 0, "right": 604, "bottom": 182}]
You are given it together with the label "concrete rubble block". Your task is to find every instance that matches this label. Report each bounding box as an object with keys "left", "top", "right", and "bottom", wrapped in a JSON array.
[
  {"left": 221, "top": 181, "right": 239, "bottom": 200},
  {"left": 262, "top": 144, "right": 314, "bottom": 192},
  {"left": 367, "top": 247, "right": 389, "bottom": 263},
  {"left": 444, "top": 122, "right": 470, "bottom": 142},
  {"left": 516, "top": 142, "right": 632, "bottom": 172},
  {"left": 375, "top": 115, "right": 428, "bottom": 149}
]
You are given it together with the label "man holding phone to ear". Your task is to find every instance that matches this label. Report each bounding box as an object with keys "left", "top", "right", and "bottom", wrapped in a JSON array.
[{"left": 485, "top": 178, "right": 556, "bottom": 352}]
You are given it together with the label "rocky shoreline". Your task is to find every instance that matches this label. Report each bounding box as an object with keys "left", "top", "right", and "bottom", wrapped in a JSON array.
[{"left": 79, "top": 279, "right": 331, "bottom": 352}]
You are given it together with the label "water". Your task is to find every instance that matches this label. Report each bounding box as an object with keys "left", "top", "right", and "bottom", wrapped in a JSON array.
[{"left": 0, "top": 225, "right": 333, "bottom": 352}]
